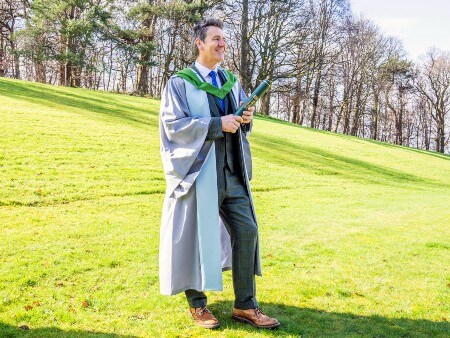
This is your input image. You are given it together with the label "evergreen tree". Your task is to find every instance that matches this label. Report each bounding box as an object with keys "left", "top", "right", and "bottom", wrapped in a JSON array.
[
  {"left": 20, "top": 0, "right": 111, "bottom": 86},
  {"left": 110, "top": 0, "right": 211, "bottom": 95}
]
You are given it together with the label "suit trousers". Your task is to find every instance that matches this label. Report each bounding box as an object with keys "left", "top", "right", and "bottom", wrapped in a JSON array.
[{"left": 185, "top": 165, "right": 259, "bottom": 310}]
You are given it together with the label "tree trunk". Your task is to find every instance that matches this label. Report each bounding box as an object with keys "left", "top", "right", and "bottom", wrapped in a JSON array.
[
  {"left": 135, "top": 56, "right": 149, "bottom": 96},
  {"left": 74, "top": 64, "right": 81, "bottom": 87},
  {"left": 350, "top": 81, "right": 364, "bottom": 136},
  {"left": 437, "top": 116, "right": 445, "bottom": 153},
  {"left": 343, "top": 96, "right": 352, "bottom": 134},
  {"left": 9, "top": 23, "right": 20, "bottom": 78},
  {"left": 327, "top": 81, "right": 335, "bottom": 131},
  {"left": 240, "top": 0, "right": 250, "bottom": 93},
  {"left": 161, "top": 21, "right": 178, "bottom": 97},
  {"left": 310, "top": 73, "right": 321, "bottom": 128},
  {"left": 66, "top": 59, "right": 74, "bottom": 86},
  {"left": 395, "top": 89, "right": 404, "bottom": 145},
  {"left": 135, "top": 8, "right": 158, "bottom": 96},
  {"left": 13, "top": 44, "right": 20, "bottom": 78},
  {"left": 260, "top": 92, "right": 270, "bottom": 115},
  {"left": 371, "top": 92, "right": 379, "bottom": 140},
  {"left": 291, "top": 77, "right": 302, "bottom": 124},
  {"left": 58, "top": 36, "right": 66, "bottom": 85},
  {"left": 0, "top": 32, "right": 5, "bottom": 77},
  {"left": 120, "top": 62, "right": 126, "bottom": 93},
  {"left": 35, "top": 60, "right": 46, "bottom": 83}
]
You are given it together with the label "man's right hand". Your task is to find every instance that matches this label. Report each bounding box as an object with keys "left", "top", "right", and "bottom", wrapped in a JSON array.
[{"left": 221, "top": 114, "right": 243, "bottom": 133}]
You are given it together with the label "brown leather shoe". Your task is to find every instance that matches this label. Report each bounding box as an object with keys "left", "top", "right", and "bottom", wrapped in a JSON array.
[
  {"left": 189, "top": 307, "right": 220, "bottom": 329},
  {"left": 232, "top": 307, "right": 280, "bottom": 329}
]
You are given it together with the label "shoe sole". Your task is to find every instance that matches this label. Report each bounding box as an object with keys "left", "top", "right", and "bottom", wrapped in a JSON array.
[
  {"left": 195, "top": 321, "right": 220, "bottom": 329},
  {"left": 232, "top": 314, "right": 280, "bottom": 329}
]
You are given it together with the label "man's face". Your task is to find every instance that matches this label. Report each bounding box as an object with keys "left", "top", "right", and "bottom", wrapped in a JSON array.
[{"left": 196, "top": 26, "right": 226, "bottom": 66}]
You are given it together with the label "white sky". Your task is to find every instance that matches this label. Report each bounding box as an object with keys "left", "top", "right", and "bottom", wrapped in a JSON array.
[{"left": 350, "top": 0, "right": 450, "bottom": 61}]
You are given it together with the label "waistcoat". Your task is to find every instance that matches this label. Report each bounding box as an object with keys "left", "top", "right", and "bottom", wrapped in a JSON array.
[{"left": 213, "top": 70, "right": 240, "bottom": 173}]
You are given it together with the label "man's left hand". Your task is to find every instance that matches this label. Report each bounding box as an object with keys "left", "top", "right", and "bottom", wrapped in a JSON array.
[{"left": 240, "top": 101, "right": 255, "bottom": 124}]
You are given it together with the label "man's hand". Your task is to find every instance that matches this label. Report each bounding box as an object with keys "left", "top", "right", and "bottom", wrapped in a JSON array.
[
  {"left": 240, "top": 101, "right": 255, "bottom": 124},
  {"left": 221, "top": 114, "right": 243, "bottom": 133}
]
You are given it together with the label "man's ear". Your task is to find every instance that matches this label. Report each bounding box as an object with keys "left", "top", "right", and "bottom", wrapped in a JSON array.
[{"left": 195, "top": 38, "right": 203, "bottom": 51}]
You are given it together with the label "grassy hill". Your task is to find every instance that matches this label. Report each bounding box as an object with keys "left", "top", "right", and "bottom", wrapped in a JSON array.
[{"left": 0, "top": 77, "right": 449, "bottom": 337}]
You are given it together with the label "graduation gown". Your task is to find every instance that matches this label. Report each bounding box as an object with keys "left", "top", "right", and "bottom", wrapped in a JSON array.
[{"left": 159, "top": 69, "right": 261, "bottom": 295}]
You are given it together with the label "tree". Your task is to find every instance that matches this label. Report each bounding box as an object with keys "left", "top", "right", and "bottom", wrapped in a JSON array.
[
  {"left": 224, "top": 0, "right": 300, "bottom": 114},
  {"left": 116, "top": 0, "right": 210, "bottom": 96},
  {"left": 416, "top": 49, "right": 450, "bottom": 153},
  {"left": 381, "top": 56, "right": 414, "bottom": 145},
  {"left": 20, "top": 0, "right": 111, "bottom": 86},
  {"left": 309, "top": 0, "right": 349, "bottom": 128},
  {"left": 239, "top": 0, "right": 250, "bottom": 93},
  {"left": 0, "top": 0, "right": 27, "bottom": 78}
]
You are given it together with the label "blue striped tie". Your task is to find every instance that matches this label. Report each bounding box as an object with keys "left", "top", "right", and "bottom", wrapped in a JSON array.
[{"left": 209, "top": 70, "right": 225, "bottom": 111}]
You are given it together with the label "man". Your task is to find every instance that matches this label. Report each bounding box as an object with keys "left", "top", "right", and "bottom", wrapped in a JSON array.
[{"left": 159, "top": 18, "right": 279, "bottom": 329}]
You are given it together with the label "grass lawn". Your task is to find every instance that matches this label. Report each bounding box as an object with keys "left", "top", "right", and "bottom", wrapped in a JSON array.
[{"left": 0, "top": 77, "right": 449, "bottom": 337}]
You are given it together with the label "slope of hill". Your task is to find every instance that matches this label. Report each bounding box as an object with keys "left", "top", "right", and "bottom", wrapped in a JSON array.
[{"left": 1, "top": 77, "right": 449, "bottom": 337}]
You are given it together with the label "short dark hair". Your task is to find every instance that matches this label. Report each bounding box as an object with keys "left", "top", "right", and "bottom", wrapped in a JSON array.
[{"left": 193, "top": 18, "right": 223, "bottom": 42}]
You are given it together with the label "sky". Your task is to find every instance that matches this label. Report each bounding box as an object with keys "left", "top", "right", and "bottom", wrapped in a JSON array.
[{"left": 350, "top": 0, "right": 450, "bottom": 61}]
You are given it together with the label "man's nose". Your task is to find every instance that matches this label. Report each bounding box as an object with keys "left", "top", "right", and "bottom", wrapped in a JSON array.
[{"left": 218, "top": 39, "right": 226, "bottom": 47}]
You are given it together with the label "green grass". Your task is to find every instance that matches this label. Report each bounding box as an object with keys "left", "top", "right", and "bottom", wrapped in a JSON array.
[{"left": 0, "top": 77, "right": 449, "bottom": 337}]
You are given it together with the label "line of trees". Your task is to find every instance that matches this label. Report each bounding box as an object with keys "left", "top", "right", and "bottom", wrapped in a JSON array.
[{"left": 1, "top": 0, "right": 449, "bottom": 153}]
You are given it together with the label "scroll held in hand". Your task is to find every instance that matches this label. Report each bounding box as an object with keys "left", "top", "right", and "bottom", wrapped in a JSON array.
[{"left": 234, "top": 79, "right": 271, "bottom": 116}]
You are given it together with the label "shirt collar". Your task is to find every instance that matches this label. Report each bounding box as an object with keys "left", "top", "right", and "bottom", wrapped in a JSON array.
[{"left": 195, "top": 60, "right": 219, "bottom": 79}]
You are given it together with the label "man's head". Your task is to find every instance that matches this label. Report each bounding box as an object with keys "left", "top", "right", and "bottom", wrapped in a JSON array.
[{"left": 193, "top": 18, "right": 226, "bottom": 68}]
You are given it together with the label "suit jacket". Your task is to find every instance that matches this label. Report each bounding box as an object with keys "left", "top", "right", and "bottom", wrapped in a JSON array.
[{"left": 192, "top": 65, "right": 253, "bottom": 181}]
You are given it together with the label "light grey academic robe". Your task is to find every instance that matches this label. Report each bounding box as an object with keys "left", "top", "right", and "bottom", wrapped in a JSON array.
[{"left": 159, "top": 71, "right": 261, "bottom": 296}]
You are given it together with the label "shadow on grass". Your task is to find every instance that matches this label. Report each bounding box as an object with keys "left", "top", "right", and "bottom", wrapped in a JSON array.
[
  {"left": 0, "top": 323, "right": 136, "bottom": 338},
  {"left": 0, "top": 79, "right": 158, "bottom": 127},
  {"left": 209, "top": 301, "right": 449, "bottom": 337},
  {"left": 254, "top": 114, "right": 450, "bottom": 162},
  {"left": 363, "top": 138, "right": 450, "bottom": 161},
  {"left": 253, "top": 133, "right": 449, "bottom": 188}
]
